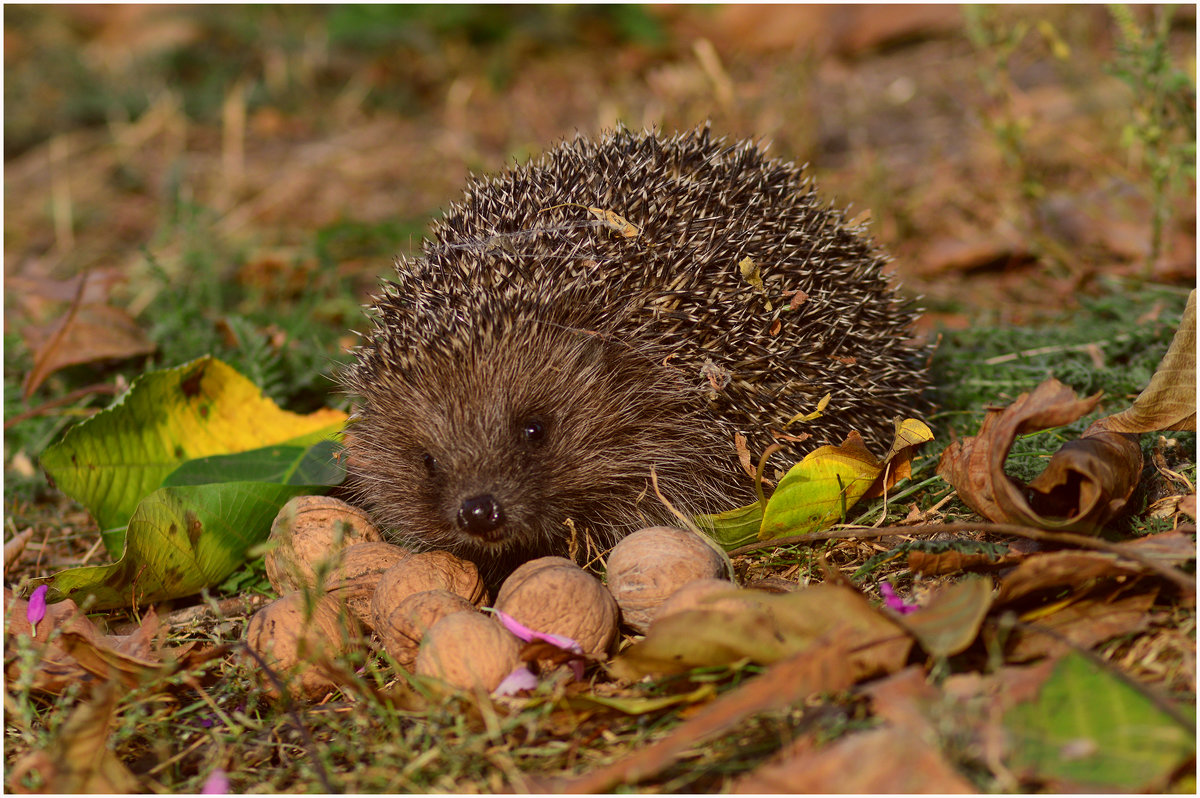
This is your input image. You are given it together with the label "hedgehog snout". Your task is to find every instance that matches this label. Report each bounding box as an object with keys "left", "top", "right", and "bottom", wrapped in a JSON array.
[{"left": 456, "top": 493, "right": 507, "bottom": 541}]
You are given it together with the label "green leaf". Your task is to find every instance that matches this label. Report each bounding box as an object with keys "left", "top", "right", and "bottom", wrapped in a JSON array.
[
  {"left": 759, "top": 439, "right": 879, "bottom": 540},
  {"left": 33, "top": 481, "right": 312, "bottom": 611},
  {"left": 162, "top": 439, "right": 345, "bottom": 487},
  {"left": 694, "top": 502, "right": 763, "bottom": 551},
  {"left": 1005, "top": 652, "right": 1196, "bottom": 790},
  {"left": 40, "top": 356, "right": 346, "bottom": 555}
]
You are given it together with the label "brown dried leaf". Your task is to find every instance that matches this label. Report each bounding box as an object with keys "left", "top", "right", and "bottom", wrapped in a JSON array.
[
  {"left": 1025, "top": 429, "right": 1143, "bottom": 527},
  {"left": 5, "top": 591, "right": 175, "bottom": 694},
  {"left": 4, "top": 529, "right": 35, "bottom": 574},
  {"left": 552, "top": 639, "right": 855, "bottom": 793},
  {"left": 22, "top": 303, "right": 155, "bottom": 398},
  {"left": 1005, "top": 584, "right": 1157, "bottom": 662},
  {"left": 908, "top": 546, "right": 1022, "bottom": 575},
  {"left": 937, "top": 378, "right": 1142, "bottom": 533},
  {"left": 9, "top": 683, "right": 140, "bottom": 793},
  {"left": 995, "top": 550, "right": 1143, "bottom": 607},
  {"left": 610, "top": 583, "right": 911, "bottom": 680},
  {"left": 730, "top": 725, "right": 976, "bottom": 793},
  {"left": 1093, "top": 289, "right": 1196, "bottom": 433}
]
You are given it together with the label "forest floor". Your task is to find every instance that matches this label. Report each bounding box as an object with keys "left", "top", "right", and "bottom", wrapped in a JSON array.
[{"left": 3, "top": 5, "right": 1196, "bottom": 793}]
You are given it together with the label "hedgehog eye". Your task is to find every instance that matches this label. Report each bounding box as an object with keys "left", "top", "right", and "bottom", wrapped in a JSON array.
[
  {"left": 421, "top": 452, "right": 439, "bottom": 476},
  {"left": 521, "top": 417, "right": 546, "bottom": 446}
]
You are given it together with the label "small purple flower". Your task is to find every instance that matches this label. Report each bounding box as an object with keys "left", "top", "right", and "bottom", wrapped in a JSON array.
[
  {"left": 880, "top": 581, "right": 919, "bottom": 615},
  {"left": 201, "top": 768, "right": 229, "bottom": 794},
  {"left": 493, "top": 666, "right": 540, "bottom": 697},
  {"left": 26, "top": 585, "right": 48, "bottom": 637}
]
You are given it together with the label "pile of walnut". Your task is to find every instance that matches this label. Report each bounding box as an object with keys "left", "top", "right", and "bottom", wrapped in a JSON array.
[{"left": 244, "top": 496, "right": 735, "bottom": 699}]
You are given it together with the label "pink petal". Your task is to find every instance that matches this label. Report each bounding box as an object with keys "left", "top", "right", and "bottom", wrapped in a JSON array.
[
  {"left": 880, "top": 581, "right": 919, "bottom": 615},
  {"left": 201, "top": 768, "right": 228, "bottom": 794},
  {"left": 493, "top": 666, "right": 539, "bottom": 697},
  {"left": 492, "top": 610, "right": 582, "bottom": 653},
  {"left": 26, "top": 585, "right": 48, "bottom": 633}
]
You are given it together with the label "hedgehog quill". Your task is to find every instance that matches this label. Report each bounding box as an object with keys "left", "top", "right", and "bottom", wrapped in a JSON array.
[{"left": 341, "top": 126, "right": 929, "bottom": 575}]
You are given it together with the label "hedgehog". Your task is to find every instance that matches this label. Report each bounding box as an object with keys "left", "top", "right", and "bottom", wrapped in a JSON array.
[{"left": 341, "top": 125, "right": 928, "bottom": 576}]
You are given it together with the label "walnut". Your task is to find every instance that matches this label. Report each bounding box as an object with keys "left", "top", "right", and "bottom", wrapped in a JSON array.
[
  {"left": 605, "top": 526, "right": 728, "bottom": 633},
  {"left": 324, "top": 541, "right": 412, "bottom": 629},
  {"left": 414, "top": 611, "right": 522, "bottom": 692},
  {"left": 376, "top": 589, "right": 475, "bottom": 670},
  {"left": 264, "top": 495, "right": 383, "bottom": 595},
  {"left": 244, "top": 591, "right": 361, "bottom": 700},
  {"left": 493, "top": 556, "right": 618, "bottom": 657},
  {"left": 370, "top": 550, "right": 488, "bottom": 628}
]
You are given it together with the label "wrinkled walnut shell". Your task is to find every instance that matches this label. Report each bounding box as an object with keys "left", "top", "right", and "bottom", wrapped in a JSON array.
[
  {"left": 244, "top": 591, "right": 361, "bottom": 700},
  {"left": 325, "top": 541, "right": 412, "bottom": 629},
  {"left": 265, "top": 495, "right": 383, "bottom": 595},
  {"left": 376, "top": 589, "right": 475, "bottom": 670},
  {"left": 605, "top": 526, "right": 727, "bottom": 633},
  {"left": 371, "top": 550, "right": 488, "bottom": 626},
  {"left": 414, "top": 611, "right": 521, "bottom": 692},
  {"left": 494, "top": 556, "right": 618, "bottom": 657}
]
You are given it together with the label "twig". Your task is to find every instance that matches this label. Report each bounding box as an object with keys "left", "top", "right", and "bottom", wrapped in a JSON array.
[{"left": 728, "top": 521, "right": 1196, "bottom": 593}]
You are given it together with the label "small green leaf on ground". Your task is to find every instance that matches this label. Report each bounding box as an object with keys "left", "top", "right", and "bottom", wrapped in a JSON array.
[{"left": 1004, "top": 651, "right": 1195, "bottom": 791}]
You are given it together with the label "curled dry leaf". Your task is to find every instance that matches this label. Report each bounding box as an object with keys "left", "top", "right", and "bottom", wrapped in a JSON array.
[
  {"left": 937, "top": 378, "right": 1142, "bottom": 533},
  {"left": 605, "top": 527, "right": 728, "bottom": 633}
]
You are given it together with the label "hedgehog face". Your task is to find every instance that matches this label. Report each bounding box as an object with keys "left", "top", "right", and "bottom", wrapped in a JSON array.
[{"left": 344, "top": 320, "right": 720, "bottom": 568}]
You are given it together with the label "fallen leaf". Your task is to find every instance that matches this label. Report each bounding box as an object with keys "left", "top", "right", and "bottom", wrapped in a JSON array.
[
  {"left": 4, "top": 529, "right": 35, "bottom": 574},
  {"left": 552, "top": 638, "right": 856, "bottom": 793},
  {"left": 729, "top": 724, "right": 976, "bottom": 793},
  {"left": 610, "top": 583, "right": 911, "bottom": 680},
  {"left": 1004, "top": 652, "right": 1194, "bottom": 791},
  {"left": 22, "top": 304, "right": 156, "bottom": 398},
  {"left": 760, "top": 420, "right": 932, "bottom": 540},
  {"left": 1004, "top": 584, "right": 1157, "bottom": 662},
  {"left": 937, "top": 378, "right": 1141, "bottom": 533},
  {"left": 908, "top": 546, "right": 1022, "bottom": 575},
  {"left": 1093, "top": 289, "right": 1196, "bottom": 433},
  {"left": 40, "top": 356, "right": 346, "bottom": 554},
  {"left": 4, "top": 590, "right": 186, "bottom": 694},
  {"left": 994, "top": 549, "right": 1143, "bottom": 607},
  {"left": 894, "top": 574, "right": 994, "bottom": 658}
]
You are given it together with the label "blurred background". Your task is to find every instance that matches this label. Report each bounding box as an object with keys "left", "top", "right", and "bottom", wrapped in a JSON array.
[{"left": 4, "top": 4, "right": 1196, "bottom": 487}]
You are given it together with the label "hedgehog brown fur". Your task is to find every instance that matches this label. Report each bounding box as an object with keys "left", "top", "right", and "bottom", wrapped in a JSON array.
[{"left": 341, "top": 125, "right": 929, "bottom": 575}]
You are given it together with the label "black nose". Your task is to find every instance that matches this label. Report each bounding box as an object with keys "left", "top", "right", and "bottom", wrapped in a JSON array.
[{"left": 457, "top": 494, "right": 505, "bottom": 538}]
